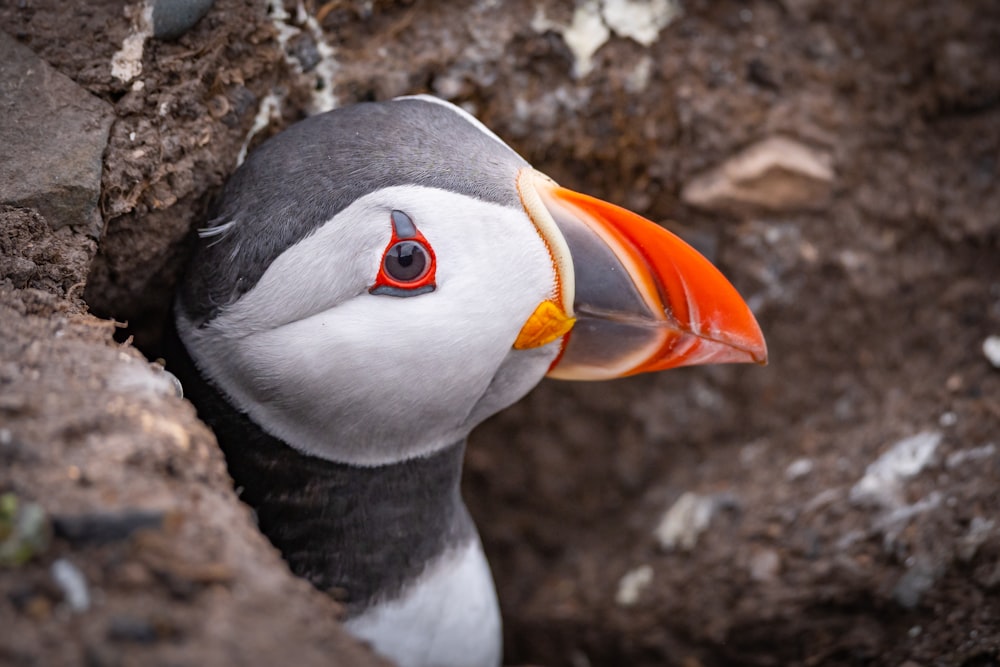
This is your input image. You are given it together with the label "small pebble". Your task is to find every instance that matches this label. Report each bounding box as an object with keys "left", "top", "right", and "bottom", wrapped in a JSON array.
[
  {"left": 53, "top": 509, "right": 165, "bottom": 544},
  {"left": 51, "top": 558, "right": 90, "bottom": 612},
  {"left": 654, "top": 492, "right": 718, "bottom": 551},
  {"left": 615, "top": 565, "right": 653, "bottom": 607},
  {"left": 892, "top": 559, "right": 937, "bottom": 609},
  {"left": 164, "top": 369, "right": 184, "bottom": 398},
  {"left": 785, "top": 458, "right": 814, "bottom": 480},
  {"left": 850, "top": 431, "right": 941, "bottom": 508},
  {"left": 152, "top": 0, "right": 215, "bottom": 41},
  {"left": 945, "top": 443, "right": 996, "bottom": 469},
  {"left": 107, "top": 615, "right": 157, "bottom": 644},
  {"left": 983, "top": 335, "right": 1000, "bottom": 368}
]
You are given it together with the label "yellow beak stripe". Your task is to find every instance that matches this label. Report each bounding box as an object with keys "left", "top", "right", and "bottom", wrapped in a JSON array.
[{"left": 513, "top": 299, "right": 576, "bottom": 350}]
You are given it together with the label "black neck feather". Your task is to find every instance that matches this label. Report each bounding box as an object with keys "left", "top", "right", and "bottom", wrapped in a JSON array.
[{"left": 165, "top": 321, "right": 474, "bottom": 615}]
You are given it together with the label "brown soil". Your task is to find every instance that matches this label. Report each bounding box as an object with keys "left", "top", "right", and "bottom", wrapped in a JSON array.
[{"left": 2, "top": 1, "right": 999, "bottom": 666}]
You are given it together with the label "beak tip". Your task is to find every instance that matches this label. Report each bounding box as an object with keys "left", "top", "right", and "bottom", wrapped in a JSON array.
[{"left": 742, "top": 323, "right": 769, "bottom": 367}]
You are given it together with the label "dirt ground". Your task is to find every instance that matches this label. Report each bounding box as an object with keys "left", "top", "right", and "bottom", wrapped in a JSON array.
[{"left": 2, "top": 1, "right": 999, "bottom": 666}]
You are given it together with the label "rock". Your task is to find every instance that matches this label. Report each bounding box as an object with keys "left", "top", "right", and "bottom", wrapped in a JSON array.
[
  {"left": 0, "top": 33, "right": 113, "bottom": 237},
  {"left": 50, "top": 558, "right": 90, "bottom": 612},
  {"left": 850, "top": 431, "right": 942, "bottom": 509},
  {"left": 52, "top": 510, "right": 165, "bottom": 545},
  {"left": 653, "top": 492, "right": 718, "bottom": 551},
  {"left": 152, "top": 0, "right": 215, "bottom": 41},
  {"left": 784, "top": 457, "right": 814, "bottom": 480},
  {"left": 106, "top": 615, "right": 161, "bottom": 644},
  {"left": 983, "top": 335, "right": 1000, "bottom": 369},
  {"left": 614, "top": 564, "right": 653, "bottom": 607},
  {"left": 681, "top": 136, "right": 834, "bottom": 214},
  {"left": 945, "top": 443, "right": 997, "bottom": 470},
  {"left": 892, "top": 558, "right": 939, "bottom": 609}
]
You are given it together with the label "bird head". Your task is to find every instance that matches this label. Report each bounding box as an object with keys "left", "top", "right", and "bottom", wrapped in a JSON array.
[{"left": 176, "top": 95, "right": 766, "bottom": 466}]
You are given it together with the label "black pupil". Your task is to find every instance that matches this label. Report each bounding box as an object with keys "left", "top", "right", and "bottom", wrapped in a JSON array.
[{"left": 385, "top": 241, "right": 428, "bottom": 282}]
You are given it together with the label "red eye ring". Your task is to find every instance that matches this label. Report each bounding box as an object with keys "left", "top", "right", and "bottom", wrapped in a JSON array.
[{"left": 370, "top": 210, "right": 437, "bottom": 297}]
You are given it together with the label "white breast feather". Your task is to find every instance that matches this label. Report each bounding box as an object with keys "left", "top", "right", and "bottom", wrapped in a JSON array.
[{"left": 344, "top": 538, "right": 502, "bottom": 667}]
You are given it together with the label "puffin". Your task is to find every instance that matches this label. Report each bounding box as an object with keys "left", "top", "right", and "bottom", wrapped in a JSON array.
[{"left": 170, "top": 95, "right": 766, "bottom": 667}]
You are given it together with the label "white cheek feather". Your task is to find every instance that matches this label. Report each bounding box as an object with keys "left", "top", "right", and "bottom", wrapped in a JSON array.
[
  {"left": 217, "top": 210, "right": 385, "bottom": 333},
  {"left": 181, "top": 185, "right": 561, "bottom": 466}
]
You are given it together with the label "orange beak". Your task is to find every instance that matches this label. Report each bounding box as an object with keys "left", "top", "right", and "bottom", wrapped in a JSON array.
[{"left": 518, "top": 169, "right": 767, "bottom": 380}]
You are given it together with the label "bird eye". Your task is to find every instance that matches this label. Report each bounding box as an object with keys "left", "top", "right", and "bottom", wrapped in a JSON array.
[
  {"left": 369, "top": 210, "right": 437, "bottom": 297},
  {"left": 384, "top": 240, "right": 430, "bottom": 282}
]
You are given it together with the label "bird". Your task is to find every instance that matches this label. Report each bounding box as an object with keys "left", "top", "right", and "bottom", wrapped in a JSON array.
[{"left": 169, "top": 95, "right": 766, "bottom": 667}]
